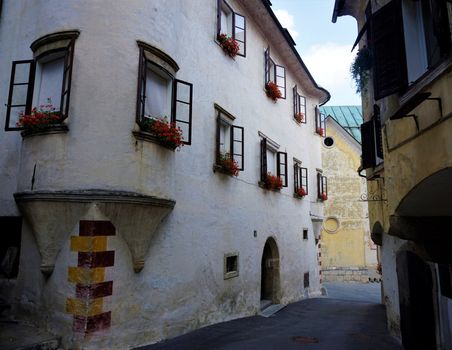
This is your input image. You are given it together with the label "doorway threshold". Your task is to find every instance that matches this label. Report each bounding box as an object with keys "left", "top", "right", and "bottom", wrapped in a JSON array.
[{"left": 259, "top": 303, "right": 285, "bottom": 317}]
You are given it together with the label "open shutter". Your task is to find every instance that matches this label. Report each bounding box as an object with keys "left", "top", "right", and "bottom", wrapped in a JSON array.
[
  {"left": 315, "top": 106, "right": 320, "bottom": 132},
  {"left": 5, "top": 60, "right": 35, "bottom": 131},
  {"left": 60, "top": 38, "right": 75, "bottom": 121},
  {"left": 360, "top": 119, "right": 377, "bottom": 169},
  {"left": 322, "top": 176, "right": 328, "bottom": 197},
  {"left": 277, "top": 151, "right": 288, "bottom": 187},
  {"left": 215, "top": 113, "right": 221, "bottom": 164},
  {"left": 317, "top": 173, "right": 322, "bottom": 198},
  {"left": 233, "top": 12, "right": 246, "bottom": 57},
  {"left": 231, "top": 125, "right": 244, "bottom": 170},
  {"left": 293, "top": 85, "right": 299, "bottom": 118},
  {"left": 216, "top": 0, "right": 222, "bottom": 36},
  {"left": 431, "top": 0, "right": 451, "bottom": 57},
  {"left": 136, "top": 47, "right": 147, "bottom": 125},
  {"left": 172, "top": 79, "right": 193, "bottom": 145},
  {"left": 301, "top": 167, "right": 308, "bottom": 194},
  {"left": 260, "top": 138, "right": 267, "bottom": 182},
  {"left": 264, "top": 47, "right": 270, "bottom": 84},
  {"left": 293, "top": 163, "right": 299, "bottom": 192},
  {"left": 275, "top": 64, "right": 286, "bottom": 99},
  {"left": 320, "top": 112, "right": 326, "bottom": 136},
  {"left": 371, "top": 0, "right": 407, "bottom": 100},
  {"left": 374, "top": 115, "right": 384, "bottom": 159}
]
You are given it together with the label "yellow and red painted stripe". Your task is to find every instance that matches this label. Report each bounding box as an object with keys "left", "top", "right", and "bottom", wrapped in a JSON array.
[{"left": 67, "top": 220, "right": 115, "bottom": 334}]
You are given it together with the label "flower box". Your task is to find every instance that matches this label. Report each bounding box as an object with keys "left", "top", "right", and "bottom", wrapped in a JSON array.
[
  {"left": 217, "top": 34, "right": 240, "bottom": 58},
  {"left": 218, "top": 152, "right": 240, "bottom": 176},
  {"left": 264, "top": 173, "right": 283, "bottom": 191},
  {"left": 320, "top": 192, "right": 328, "bottom": 201},
  {"left": 295, "top": 187, "right": 307, "bottom": 198},
  {"left": 295, "top": 112, "right": 305, "bottom": 123},
  {"left": 140, "top": 117, "right": 184, "bottom": 150},
  {"left": 265, "top": 81, "right": 282, "bottom": 102}
]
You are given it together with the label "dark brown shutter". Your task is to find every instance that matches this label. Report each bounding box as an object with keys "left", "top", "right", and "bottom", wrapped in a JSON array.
[
  {"left": 371, "top": 0, "right": 407, "bottom": 100},
  {"left": 293, "top": 163, "right": 299, "bottom": 192},
  {"left": 5, "top": 60, "right": 35, "bottom": 131},
  {"left": 172, "top": 79, "right": 193, "bottom": 145},
  {"left": 231, "top": 125, "right": 244, "bottom": 170},
  {"left": 317, "top": 172, "right": 321, "bottom": 198},
  {"left": 260, "top": 138, "right": 267, "bottom": 182},
  {"left": 136, "top": 47, "right": 147, "bottom": 125},
  {"left": 315, "top": 106, "right": 320, "bottom": 132},
  {"left": 216, "top": 0, "right": 222, "bottom": 36},
  {"left": 374, "top": 115, "right": 384, "bottom": 159},
  {"left": 301, "top": 167, "right": 308, "bottom": 194},
  {"left": 430, "top": 0, "right": 451, "bottom": 57},
  {"left": 264, "top": 47, "right": 270, "bottom": 84},
  {"left": 277, "top": 152, "right": 288, "bottom": 187},
  {"left": 360, "top": 119, "right": 377, "bottom": 169},
  {"left": 275, "top": 64, "right": 286, "bottom": 99},
  {"left": 322, "top": 176, "right": 328, "bottom": 196},
  {"left": 233, "top": 12, "right": 246, "bottom": 57},
  {"left": 216, "top": 113, "right": 221, "bottom": 164},
  {"left": 60, "top": 38, "right": 75, "bottom": 121},
  {"left": 293, "top": 85, "right": 298, "bottom": 118}
]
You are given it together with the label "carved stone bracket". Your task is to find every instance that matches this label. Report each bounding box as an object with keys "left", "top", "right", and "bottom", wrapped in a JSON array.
[
  {"left": 14, "top": 190, "right": 175, "bottom": 275},
  {"left": 358, "top": 192, "right": 387, "bottom": 202}
]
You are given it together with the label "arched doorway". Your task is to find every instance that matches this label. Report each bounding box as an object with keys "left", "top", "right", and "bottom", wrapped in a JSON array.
[
  {"left": 261, "top": 237, "right": 280, "bottom": 306},
  {"left": 397, "top": 250, "right": 436, "bottom": 350}
]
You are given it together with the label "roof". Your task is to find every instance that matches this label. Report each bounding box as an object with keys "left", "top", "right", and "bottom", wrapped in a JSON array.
[{"left": 320, "top": 106, "right": 363, "bottom": 143}]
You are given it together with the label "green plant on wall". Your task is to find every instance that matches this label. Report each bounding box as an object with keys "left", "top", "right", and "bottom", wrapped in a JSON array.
[{"left": 351, "top": 46, "right": 372, "bottom": 94}]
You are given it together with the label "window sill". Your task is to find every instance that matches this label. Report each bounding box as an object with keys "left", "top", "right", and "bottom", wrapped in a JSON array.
[
  {"left": 132, "top": 130, "right": 178, "bottom": 151},
  {"left": 258, "top": 181, "right": 281, "bottom": 192},
  {"left": 293, "top": 193, "right": 306, "bottom": 200},
  {"left": 21, "top": 124, "right": 68, "bottom": 138},
  {"left": 212, "top": 164, "right": 238, "bottom": 177}
]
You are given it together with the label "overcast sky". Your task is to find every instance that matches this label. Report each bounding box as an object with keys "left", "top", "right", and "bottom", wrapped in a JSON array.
[{"left": 271, "top": 0, "right": 361, "bottom": 106}]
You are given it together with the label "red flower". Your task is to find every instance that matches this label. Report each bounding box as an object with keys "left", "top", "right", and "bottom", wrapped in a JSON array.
[
  {"left": 142, "top": 117, "right": 184, "bottom": 149},
  {"left": 265, "top": 81, "right": 282, "bottom": 102},
  {"left": 318, "top": 127, "right": 325, "bottom": 137},
  {"left": 296, "top": 187, "right": 306, "bottom": 197},
  {"left": 265, "top": 173, "right": 283, "bottom": 190},
  {"left": 295, "top": 112, "right": 304, "bottom": 123},
  {"left": 219, "top": 152, "right": 240, "bottom": 176},
  {"left": 16, "top": 100, "right": 61, "bottom": 130},
  {"left": 217, "top": 33, "right": 240, "bottom": 58},
  {"left": 321, "top": 192, "right": 328, "bottom": 201}
]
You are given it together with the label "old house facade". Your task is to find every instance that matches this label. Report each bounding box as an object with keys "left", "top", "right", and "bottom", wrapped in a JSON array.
[
  {"left": 319, "top": 106, "right": 378, "bottom": 283},
  {"left": 0, "top": 1, "right": 329, "bottom": 348},
  {"left": 333, "top": 0, "right": 452, "bottom": 349}
]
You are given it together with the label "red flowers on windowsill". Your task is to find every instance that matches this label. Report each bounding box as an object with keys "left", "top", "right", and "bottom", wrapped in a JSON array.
[
  {"left": 320, "top": 192, "right": 328, "bottom": 201},
  {"left": 219, "top": 152, "right": 240, "bottom": 177},
  {"left": 295, "top": 112, "right": 305, "bottom": 123},
  {"left": 265, "top": 173, "right": 283, "bottom": 191},
  {"left": 142, "top": 117, "right": 184, "bottom": 149},
  {"left": 318, "top": 127, "right": 325, "bottom": 137},
  {"left": 16, "top": 101, "right": 61, "bottom": 130},
  {"left": 296, "top": 187, "right": 307, "bottom": 197},
  {"left": 218, "top": 33, "right": 240, "bottom": 58},
  {"left": 265, "top": 81, "right": 282, "bottom": 102}
]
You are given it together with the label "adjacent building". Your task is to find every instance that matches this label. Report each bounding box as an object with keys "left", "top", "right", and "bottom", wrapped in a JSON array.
[
  {"left": 333, "top": 1, "right": 452, "bottom": 349},
  {"left": 0, "top": 1, "right": 330, "bottom": 348},
  {"left": 319, "top": 106, "right": 377, "bottom": 283}
]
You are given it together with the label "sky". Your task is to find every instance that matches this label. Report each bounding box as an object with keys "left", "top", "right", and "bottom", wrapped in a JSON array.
[{"left": 271, "top": 0, "right": 361, "bottom": 106}]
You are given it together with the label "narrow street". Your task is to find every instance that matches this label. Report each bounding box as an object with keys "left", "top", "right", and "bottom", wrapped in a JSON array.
[{"left": 136, "top": 282, "right": 402, "bottom": 350}]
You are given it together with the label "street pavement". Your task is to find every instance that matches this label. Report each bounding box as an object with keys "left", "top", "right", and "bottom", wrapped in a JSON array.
[{"left": 136, "top": 282, "right": 402, "bottom": 350}]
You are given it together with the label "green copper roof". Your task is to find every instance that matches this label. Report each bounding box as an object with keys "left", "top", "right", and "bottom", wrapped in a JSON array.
[{"left": 320, "top": 105, "right": 363, "bottom": 143}]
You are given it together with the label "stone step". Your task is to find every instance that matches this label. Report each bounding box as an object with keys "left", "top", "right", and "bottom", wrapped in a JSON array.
[{"left": 259, "top": 303, "right": 285, "bottom": 318}]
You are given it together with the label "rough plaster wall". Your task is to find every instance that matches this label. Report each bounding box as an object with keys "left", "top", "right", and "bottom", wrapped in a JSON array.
[
  {"left": 0, "top": 0, "right": 324, "bottom": 348},
  {"left": 321, "top": 121, "right": 375, "bottom": 268}
]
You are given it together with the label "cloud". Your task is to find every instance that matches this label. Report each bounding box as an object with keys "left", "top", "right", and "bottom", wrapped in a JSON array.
[
  {"left": 274, "top": 9, "right": 299, "bottom": 40},
  {"left": 302, "top": 42, "right": 361, "bottom": 105}
]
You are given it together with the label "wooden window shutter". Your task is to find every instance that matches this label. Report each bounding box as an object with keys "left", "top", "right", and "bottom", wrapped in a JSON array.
[
  {"left": 374, "top": 115, "right": 384, "bottom": 160},
  {"left": 172, "top": 79, "right": 193, "bottom": 145},
  {"left": 233, "top": 12, "right": 246, "bottom": 57},
  {"left": 216, "top": 0, "right": 222, "bottom": 37},
  {"left": 260, "top": 138, "right": 267, "bottom": 182},
  {"left": 301, "top": 167, "right": 308, "bottom": 194},
  {"left": 293, "top": 163, "right": 299, "bottom": 192},
  {"left": 231, "top": 125, "right": 244, "bottom": 170},
  {"left": 60, "top": 38, "right": 75, "bottom": 121},
  {"left": 215, "top": 113, "right": 221, "bottom": 164},
  {"left": 317, "top": 172, "right": 322, "bottom": 198},
  {"left": 275, "top": 64, "right": 286, "bottom": 99},
  {"left": 5, "top": 60, "right": 36, "bottom": 131},
  {"left": 322, "top": 176, "right": 328, "bottom": 196},
  {"left": 315, "top": 106, "right": 320, "bottom": 133},
  {"left": 430, "top": 0, "right": 451, "bottom": 57},
  {"left": 277, "top": 152, "right": 288, "bottom": 187},
  {"left": 360, "top": 119, "right": 377, "bottom": 169},
  {"left": 264, "top": 47, "right": 270, "bottom": 85},
  {"left": 371, "top": 0, "right": 407, "bottom": 100},
  {"left": 293, "top": 85, "right": 298, "bottom": 118},
  {"left": 136, "top": 47, "right": 147, "bottom": 125}
]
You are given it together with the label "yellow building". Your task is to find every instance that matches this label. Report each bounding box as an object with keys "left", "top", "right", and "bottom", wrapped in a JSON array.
[
  {"left": 320, "top": 106, "right": 377, "bottom": 282},
  {"left": 333, "top": 1, "right": 452, "bottom": 349}
]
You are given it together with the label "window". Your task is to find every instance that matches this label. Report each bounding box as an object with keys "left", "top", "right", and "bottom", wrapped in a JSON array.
[
  {"left": 214, "top": 105, "right": 244, "bottom": 172},
  {"left": 217, "top": 0, "right": 246, "bottom": 56},
  {"left": 264, "top": 47, "right": 286, "bottom": 99},
  {"left": 293, "top": 85, "right": 306, "bottom": 123},
  {"left": 294, "top": 161, "right": 308, "bottom": 196},
  {"left": 304, "top": 272, "right": 310, "bottom": 288},
  {"left": 0, "top": 217, "right": 22, "bottom": 279},
  {"left": 136, "top": 42, "right": 193, "bottom": 145},
  {"left": 260, "top": 137, "right": 288, "bottom": 188},
  {"left": 317, "top": 171, "right": 328, "bottom": 200},
  {"left": 5, "top": 31, "right": 78, "bottom": 131},
  {"left": 323, "top": 137, "right": 334, "bottom": 147},
  {"left": 224, "top": 253, "right": 239, "bottom": 279},
  {"left": 303, "top": 229, "right": 308, "bottom": 240},
  {"left": 360, "top": 105, "right": 384, "bottom": 169},
  {"left": 314, "top": 106, "right": 326, "bottom": 136},
  {"left": 324, "top": 217, "right": 340, "bottom": 234},
  {"left": 370, "top": 0, "right": 450, "bottom": 100}
]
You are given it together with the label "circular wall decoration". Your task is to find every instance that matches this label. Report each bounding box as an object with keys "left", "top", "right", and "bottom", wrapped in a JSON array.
[
  {"left": 323, "top": 137, "right": 334, "bottom": 148},
  {"left": 323, "top": 217, "right": 340, "bottom": 233}
]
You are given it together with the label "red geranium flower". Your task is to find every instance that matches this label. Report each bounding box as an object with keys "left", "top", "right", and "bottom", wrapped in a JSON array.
[
  {"left": 217, "top": 33, "right": 240, "bottom": 58},
  {"left": 265, "top": 81, "right": 282, "bottom": 102},
  {"left": 265, "top": 173, "right": 283, "bottom": 190}
]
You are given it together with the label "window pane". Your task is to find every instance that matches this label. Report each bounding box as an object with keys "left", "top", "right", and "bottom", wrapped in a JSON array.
[
  {"left": 234, "top": 155, "right": 243, "bottom": 169},
  {"left": 14, "top": 63, "right": 31, "bottom": 84},
  {"left": 176, "top": 82, "right": 191, "bottom": 103},
  {"left": 145, "top": 66, "right": 172, "bottom": 118},
  {"left": 9, "top": 107, "right": 25, "bottom": 127},
  {"left": 37, "top": 57, "right": 64, "bottom": 109},
  {"left": 221, "top": 7, "right": 233, "bottom": 36},
  {"left": 267, "top": 150, "right": 276, "bottom": 174},
  {"left": 235, "top": 28, "right": 245, "bottom": 43},
  {"left": 175, "top": 101, "right": 190, "bottom": 122},
  {"left": 178, "top": 122, "right": 190, "bottom": 142},
  {"left": 235, "top": 14, "right": 245, "bottom": 28},
  {"left": 276, "top": 66, "right": 285, "bottom": 76},
  {"left": 276, "top": 76, "right": 285, "bottom": 87},
  {"left": 11, "top": 84, "right": 28, "bottom": 106}
]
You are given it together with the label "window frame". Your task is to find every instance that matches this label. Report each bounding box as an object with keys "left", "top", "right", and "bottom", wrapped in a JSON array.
[
  {"left": 4, "top": 33, "right": 77, "bottom": 132},
  {"left": 360, "top": 106, "right": 384, "bottom": 169},
  {"left": 217, "top": 0, "right": 247, "bottom": 57},
  {"left": 293, "top": 85, "right": 307, "bottom": 124},
  {"left": 294, "top": 162, "right": 308, "bottom": 196},
  {"left": 314, "top": 106, "right": 326, "bottom": 136},
  {"left": 259, "top": 136, "right": 287, "bottom": 188},
  {"left": 317, "top": 172, "right": 328, "bottom": 200},
  {"left": 264, "top": 47, "right": 286, "bottom": 99},
  {"left": 224, "top": 252, "right": 239, "bottom": 279}
]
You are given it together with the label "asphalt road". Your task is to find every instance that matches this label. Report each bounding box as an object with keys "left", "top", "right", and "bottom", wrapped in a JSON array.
[{"left": 136, "top": 282, "right": 402, "bottom": 350}]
